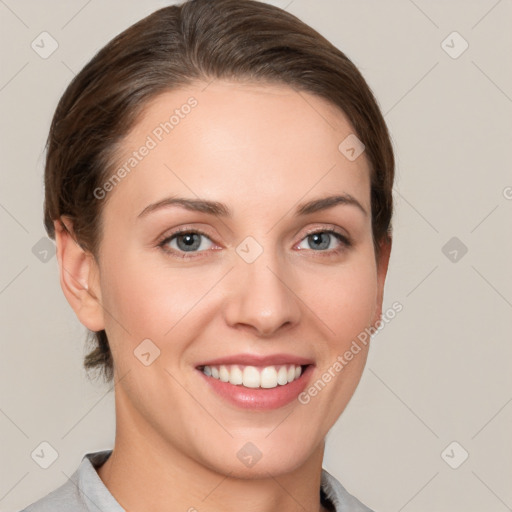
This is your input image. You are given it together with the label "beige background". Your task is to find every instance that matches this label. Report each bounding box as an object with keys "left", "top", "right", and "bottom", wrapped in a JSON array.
[{"left": 1, "top": 1, "right": 511, "bottom": 511}]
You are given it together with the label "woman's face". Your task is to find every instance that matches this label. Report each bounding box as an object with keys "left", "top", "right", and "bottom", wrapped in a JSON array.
[{"left": 89, "top": 80, "right": 390, "bottom": 476}]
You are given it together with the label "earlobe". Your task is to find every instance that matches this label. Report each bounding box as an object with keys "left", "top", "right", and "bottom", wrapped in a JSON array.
[{"left": 54, "top": 217, "right": 105, "bottom": 332}]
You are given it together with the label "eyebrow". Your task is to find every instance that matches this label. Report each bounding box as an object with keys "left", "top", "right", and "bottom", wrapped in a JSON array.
[{"left": 137, "top": 193, "right": 368, "bottom": 219}]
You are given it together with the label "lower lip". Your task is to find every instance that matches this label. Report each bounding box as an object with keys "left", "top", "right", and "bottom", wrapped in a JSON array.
[{"left": 197, "top": 365, "right": 314, "bottom": 410}]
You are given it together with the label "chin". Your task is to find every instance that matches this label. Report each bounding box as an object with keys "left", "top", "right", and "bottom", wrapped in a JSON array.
[{"left": 196, "top": 435, "right": 320, "bottom": 479}]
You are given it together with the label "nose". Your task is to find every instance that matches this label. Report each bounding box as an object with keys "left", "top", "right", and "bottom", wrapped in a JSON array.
[{"left": 223, "top": 248, "right": 302, "bottom": 338}]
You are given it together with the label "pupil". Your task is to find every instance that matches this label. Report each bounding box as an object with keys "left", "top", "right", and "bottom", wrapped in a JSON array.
[
  {"left": 178, "top": 233, "right": 200, "bottom": 251},
  {"left": 310, "top": 233, "right": 329, "bottom": 250}
]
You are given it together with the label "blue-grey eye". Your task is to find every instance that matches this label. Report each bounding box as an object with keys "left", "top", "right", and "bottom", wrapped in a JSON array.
[
  {"left": 297, "top": 230, "right": 346, "bottom": 251},
  {"left": 163, "top": 231, "right": 214, "bottom": 253}
]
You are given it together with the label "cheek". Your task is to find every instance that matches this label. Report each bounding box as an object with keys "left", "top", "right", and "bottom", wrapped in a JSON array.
[
  {"left": 304, "top": 255, "right": 378, "bottom": 346},
  {"left": 99, "top": 252, "right": 217, "bottom": 354},
  {"left": 303, "top": 257, "right": 377, "bottom": 415}
]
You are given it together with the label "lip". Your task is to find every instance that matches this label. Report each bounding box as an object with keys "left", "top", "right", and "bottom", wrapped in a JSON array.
[
  {"left": 196, "top": 353, "right": 315, "bottom": 368},
  {"left": 196, "top": 363, "right": 315, "bottom": 410}
]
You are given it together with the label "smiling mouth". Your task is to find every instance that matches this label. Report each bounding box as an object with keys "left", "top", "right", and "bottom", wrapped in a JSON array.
[{"left": 197, "top": 364, "right": 310, "bottom": 389}]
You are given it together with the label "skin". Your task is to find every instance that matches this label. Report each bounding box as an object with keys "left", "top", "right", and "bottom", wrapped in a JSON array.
[{"left": 55, "top": 80, "right": 391, "bottom": 512}]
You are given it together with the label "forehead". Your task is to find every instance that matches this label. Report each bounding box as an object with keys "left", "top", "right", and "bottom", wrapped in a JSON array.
[{"left": 103, "top": 80, "right": 371, "bottom": 221}]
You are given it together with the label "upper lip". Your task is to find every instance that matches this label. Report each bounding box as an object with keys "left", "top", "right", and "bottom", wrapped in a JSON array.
[{"left": 196, "top": 353, "right": 315, "bottom": 368}]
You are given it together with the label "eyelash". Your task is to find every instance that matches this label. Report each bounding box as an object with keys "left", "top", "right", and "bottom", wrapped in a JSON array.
[{"left": 157, "top": 227, "right": 352, "bottom": 260}]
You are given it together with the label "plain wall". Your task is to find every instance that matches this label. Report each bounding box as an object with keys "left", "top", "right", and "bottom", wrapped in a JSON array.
[{"left": 1, "top": 1, "right": 511, "bottom": 511}]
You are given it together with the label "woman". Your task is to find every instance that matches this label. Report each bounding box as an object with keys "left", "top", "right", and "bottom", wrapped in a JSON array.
[{"left": 22, "top": 0, "right": 394, "bottom": 510}]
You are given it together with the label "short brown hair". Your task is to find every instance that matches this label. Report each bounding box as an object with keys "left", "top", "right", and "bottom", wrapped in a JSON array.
[{"left": 43, "top": 0, "right": 394, "bottom": 384}]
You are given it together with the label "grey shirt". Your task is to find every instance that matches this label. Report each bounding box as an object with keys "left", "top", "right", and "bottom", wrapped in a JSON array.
[{"left": 21, "top": 450, "right": 374, "bottom": 512}]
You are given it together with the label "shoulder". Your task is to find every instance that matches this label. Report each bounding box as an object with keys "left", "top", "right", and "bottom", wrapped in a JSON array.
[
  {"left": 321, "top": 468, "right": 376, "bottom": 512},
  {"left": 19, "top": 468, "right": 84, "bottom": 511},
  {"left": 19, "top": 450, "right": 114, "bottom": 512}
]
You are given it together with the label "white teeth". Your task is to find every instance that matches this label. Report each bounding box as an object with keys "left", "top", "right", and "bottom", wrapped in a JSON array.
[
  {"left": 260, "top": 366, "right": 278, "bottom": 388},
  {"left": 228, "top": 365, "right": 243, "bottom": 385},
  {"left": 277, "top": 366, "right": 288, "bottom": 385},
  {"left": 201, "top": 364, "right": 304, "bottom": 389},
  {"left": 219, "top": 365, "right": 230, "bottom": 382},
  {"left": 243, "top": 366, "right": 260, "bottom": 388}
]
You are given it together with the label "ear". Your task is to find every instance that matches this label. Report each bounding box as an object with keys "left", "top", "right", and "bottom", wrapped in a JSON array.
[
  {"left": 371, "top": 236, "right": 392, "bottom": 328},
  {"left": 54, "top": 216, "right": 105, "bottom": 332}
]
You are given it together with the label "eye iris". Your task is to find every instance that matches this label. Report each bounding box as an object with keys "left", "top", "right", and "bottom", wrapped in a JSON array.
[
  {"left": 177, "top": 233, "right": 201, "bottom": 251},
  {"left": 309, "top": 232, "right": 330, "bottom": 250}
]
